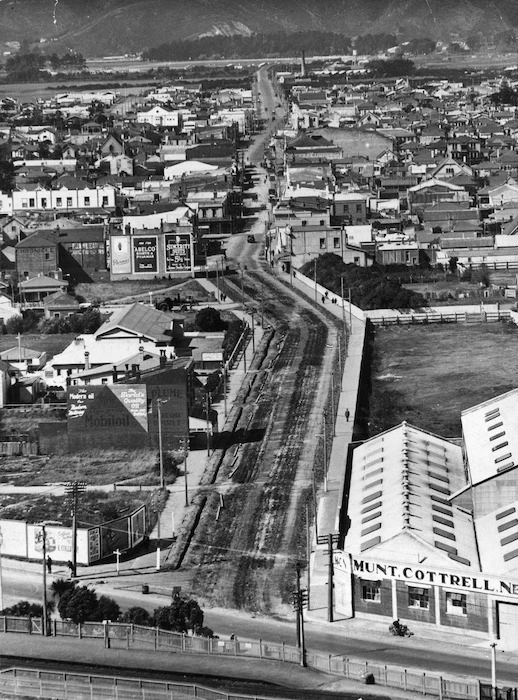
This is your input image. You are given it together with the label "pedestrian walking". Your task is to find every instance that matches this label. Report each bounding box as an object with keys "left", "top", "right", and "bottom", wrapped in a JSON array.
[
  {"left": 345, "top": 408, "right": 350, "bottom": 422},
  {"left": 322, "top": 295, "right": 325, "bottom": 304},
  {"left": 66, "top": 560, "right": 75, "bottom": 579},
  {"left": 46, "top": 556, "right": 52, "bottom": 574}
]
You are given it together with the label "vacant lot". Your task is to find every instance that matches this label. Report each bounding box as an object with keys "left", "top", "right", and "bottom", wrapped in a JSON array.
[
  {"left": 0, "top": 448, "right": 182, "bottom": 487},
  {"left": 368, "top": 321, "right": 518, "bottom": 438},
  {"left": 75, "top": 278, "right": 209, "bottom": 304}
]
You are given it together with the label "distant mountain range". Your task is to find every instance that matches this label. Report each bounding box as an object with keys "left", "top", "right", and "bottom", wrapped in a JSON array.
[{"left": 2, "top": 0, "right": 518, "bottom": 57}]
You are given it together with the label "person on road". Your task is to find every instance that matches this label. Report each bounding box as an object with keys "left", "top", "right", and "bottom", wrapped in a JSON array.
[
  {"left": 46, "top": 556, "right": 52, "bottom": 574},
  {"left": 345, "top": 408, "right": 350, "bottom": 422}
]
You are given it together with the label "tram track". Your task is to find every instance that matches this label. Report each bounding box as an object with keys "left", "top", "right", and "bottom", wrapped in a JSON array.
[{"left": 183, "top": 262, "right": 344, "bottom": 615}]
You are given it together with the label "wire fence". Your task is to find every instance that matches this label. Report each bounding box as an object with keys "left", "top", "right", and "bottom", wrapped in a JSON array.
[{"left": 1, "top": 616, "right": 508, "bottom": 700}]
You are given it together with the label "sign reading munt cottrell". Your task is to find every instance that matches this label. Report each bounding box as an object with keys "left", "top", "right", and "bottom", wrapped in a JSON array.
[{"left": 335, "top": 552, "right": 518, "bottom": 600}]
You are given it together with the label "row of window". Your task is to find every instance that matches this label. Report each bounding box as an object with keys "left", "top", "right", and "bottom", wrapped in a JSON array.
[
  {"left": 20, "top": 196, "right": 110, "bottom": 209},
  {"left": 361, "top": 581, "right": 467, "bottom": 616}
]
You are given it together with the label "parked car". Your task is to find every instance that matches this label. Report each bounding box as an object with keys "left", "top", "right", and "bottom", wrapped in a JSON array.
[{"left": 247, "top": 234, "right": 256, "bottom": 243}]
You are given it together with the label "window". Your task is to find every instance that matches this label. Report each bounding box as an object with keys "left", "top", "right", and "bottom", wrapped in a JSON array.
[
  {"left": 320, "top": 220, "right": 325, "bottom": 226},
  {"left": 29, "top": 198, "right": 35, "bottom": 208},
  {"left": 101, "top": 378, "right": 108, "bottom": 385},
  {"left": 319, "top": 238, "right": 326, "bottom": 249},
  {"left": 41, "top": 198, "right": 47, "bottom": 208},
  {"left": 67, "top": 197, "right": 73, "bottom": 207},
  {"left": 45, "top": 252, "right": 51, "bottom": 261},
  {"left": 356, "top": 204, "right": 362, "bottom": 213},
  {"left": 301, "top": 220, "right": 307, "bottom": 226},
  {"left": 354, "top": 256, "right": 360, "bottom": 264},
  {"left": 56, "top": 197, "right": 62, "bottom": 207},
  {"left": 408, "top": 586, "right": 429, "bottom": 609},
  {"left": 446, "top": 592, "right": 467, "bottom": 616},
  {"left": 22, "top": 199, "right": 28, "bottom": 208},
  {"left": 343, "top": 204, "right": 349, "bottom": 213},
  {"left": 334, "top": 237, "right": 340, "bottom": 248},
  {"left": 84, "top": 197, "right": 90, "bottom": 206},
  {"left": 361, "top": 580, "right": 381, "bottom": 602},
  {"left": 102, "top": 196, "right": 109, "bottom": 206},
  {"left": 54, "top": 312, "right": 60, "bottom": 319}
]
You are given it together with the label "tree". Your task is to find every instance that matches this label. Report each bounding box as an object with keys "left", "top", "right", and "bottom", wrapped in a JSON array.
[
  {"left": 153, "top": 597, "right": 205, "bottom": 634},
  {"left": 471, "top": 263, "right": 490, "bottom": 287},
  {"left": 50, "top": 578, "right": 76, "bottom": 602},
  {"left": 194, "top": 307, "right": 227, "bottom": 332},
  {"left": 97, "top": 595, "right": 120, "bottom": 622},
  {"left": 58, "top": 586, "right": 99, "bottom": 623},
  {"left": 0, "top": 600, "right": 44, "bottom": 616},
  {"left": 119, "top": 606, "right": 153, "bottom": 626}
]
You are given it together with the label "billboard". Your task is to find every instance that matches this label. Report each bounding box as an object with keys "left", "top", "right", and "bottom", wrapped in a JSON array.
[
  {"left": 133, "top": 235, "right": 158, "bottom": 273},
  {"left": 165, "top": 233, "right": 192, "bottom": 271},
  {"left": 67, "top": 385, "right": 149, "bottom": 451},
  {"left": 110, "top": 235, "right": 131, "bottom": 275}
]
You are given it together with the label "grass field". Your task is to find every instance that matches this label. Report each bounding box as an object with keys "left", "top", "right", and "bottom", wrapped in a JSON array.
[{"left": 368, "top": 321, "right": 518, "bottom": 438}]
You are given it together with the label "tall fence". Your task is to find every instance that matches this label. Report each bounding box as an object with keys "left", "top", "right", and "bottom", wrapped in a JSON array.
[{"left": 1, "top": 616, "right": 509, "bottom": 700}]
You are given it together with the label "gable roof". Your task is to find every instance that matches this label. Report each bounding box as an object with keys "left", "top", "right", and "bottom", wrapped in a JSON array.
[{"left": 94, "top": 303, "right": 173, "bottom": 344}]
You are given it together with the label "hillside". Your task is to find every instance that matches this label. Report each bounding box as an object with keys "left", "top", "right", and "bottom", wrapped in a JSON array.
[{"left": 2, "top": 0, "right": 518, "bottom": 57}]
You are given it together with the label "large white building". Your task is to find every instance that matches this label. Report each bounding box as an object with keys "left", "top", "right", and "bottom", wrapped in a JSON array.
[{"left": 335, "top": 392, "right": 518, "bottom": 649}]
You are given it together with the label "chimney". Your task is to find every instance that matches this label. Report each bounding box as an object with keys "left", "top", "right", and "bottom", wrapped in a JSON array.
[
  {"left": 135, "top": 364, "right": 141, "bottom": 381},
  {"left": 112, "top": 365, "right": 118, "bottom": 382},
  {"left": 125, "top": 363, "right": 130, "bottom": 379},
  {"left": 160, "top": 349, "right": 166, "bottom": 368},
  {"left": 84, "top": 351, "right": 90, "bottom": 371}
]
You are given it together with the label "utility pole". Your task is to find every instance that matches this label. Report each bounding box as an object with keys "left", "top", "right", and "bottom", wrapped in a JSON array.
[
  {"left": 206, "top": 391, "right": 211, "bottom": 456},
  {"left": 323, "top": 412, "right": 327, "bottom": 492},
  {"left": 260, "top": 282, "right": 264, "bottom": 328},
  {"left": 349, "top": 287, "right": 352, "bottom": 331},
  {"left": 314, "top": 258, "right": 317, "bottom": 302},
  {"left": 327, "top": 533, "right": 335, "bottom": 622},
  {"left": 490, "top": 641, "right": 497, "bottom": 700},
  {"left": 65, "top": 481, "right": 86, "bottom": 578},
  {"left": 157, "top": 401, "right": 165, "bottom": 489},
  {"left": 340, "top": 277, "right": 345, "bottom": 333},
  {"left": 41, "top": 525, "right": 48, "bottom": 637},
  {"left": 306, "top": 504, "right": 311, "bottom": 611},
  {"left": 222, "top": 362, "right": 227, "bottom": 417},
  {"left": 293, "top": 563, "right": 307, "bottom": 667},
  {"left": 0, "top": 527, "right": 4, "bottom": 611},
  {"left": 156, "top": 501, "right": 161, "bottom": 571},
  {"left": 216, "top": 260, "right": 220, "bottom": 302}
]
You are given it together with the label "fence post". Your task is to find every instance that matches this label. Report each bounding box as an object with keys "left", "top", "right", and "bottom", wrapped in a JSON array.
[
  {"left": 439, "top": 676, "right": 443, "bottom": 700},
  {"left": 259, "top": 638, "right": 263, "bottom": 659},
  {"left": 282, "top": 641, "right": 285, "bottom": 663},
  {"left": 78, "top": 622, "right": 82, "bottom": 639},
  {"left": 53, "top": 619, "right": 56, "bottom": 637},
  {"left": 423, "top": 672, "right": 426, "bottom": 695},
  {"left": 328, "top": 654, "right": 332, "bottom": 672},
  {"left": 404, "top": 669, "right": 408, "bottom": 692},
  {"left": 154, "top": 628, "right": 158, "bottom": 650},
  {"left": 385, "top": 666, "right": 388, "bottom": 686},
  {"left": 181, "top": 633, "right": 186, "bottom": 652}
]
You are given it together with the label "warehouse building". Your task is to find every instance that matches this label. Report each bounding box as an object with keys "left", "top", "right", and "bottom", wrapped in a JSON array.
[{"left": 334, "top": 394, "right": 518, "bottom": 648}]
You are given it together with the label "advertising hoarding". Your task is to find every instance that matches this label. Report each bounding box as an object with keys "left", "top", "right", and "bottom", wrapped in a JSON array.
[
  {"left": 133, "top": 235, "right": 158, "bottom": 273},
  {"left": 165, "top": 233, "right": 192, "bottom": 271},
  {"left": 110, "top": 236, "right": 132, "bottom": 275}
]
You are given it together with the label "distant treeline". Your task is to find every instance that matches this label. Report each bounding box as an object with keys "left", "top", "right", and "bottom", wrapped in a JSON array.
[
  {"left": 143, "top": 32, "right": 440, "bottom": 62},
  {"left": 2, "top": 51, "right": 86, "bottom": 83}
]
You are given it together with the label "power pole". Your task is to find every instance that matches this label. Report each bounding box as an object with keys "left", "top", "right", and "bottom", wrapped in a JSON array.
[
  {"left": 65, "top": 481, "right": 86, "bottom": 578},
  {"left": 41, "top": 524, "right": 48, "bottom": 637},
  {"left": 293, "top": 563, "right": 307, "bottom": 667},
  {"left": 306, "top": 504, "right": 311, "bottom": 611},
  {"left": 327, "top": 533, "right": 335, "bottom": 622}
]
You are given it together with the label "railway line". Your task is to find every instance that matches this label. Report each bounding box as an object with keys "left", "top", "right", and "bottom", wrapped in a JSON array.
[{"left": 184, "top": 260, "right": 345, "bottom": 616}]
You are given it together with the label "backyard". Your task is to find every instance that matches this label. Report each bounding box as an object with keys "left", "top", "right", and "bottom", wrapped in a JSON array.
[{"left": 366, "top": 321, "right": 518, "bottom": 438}]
